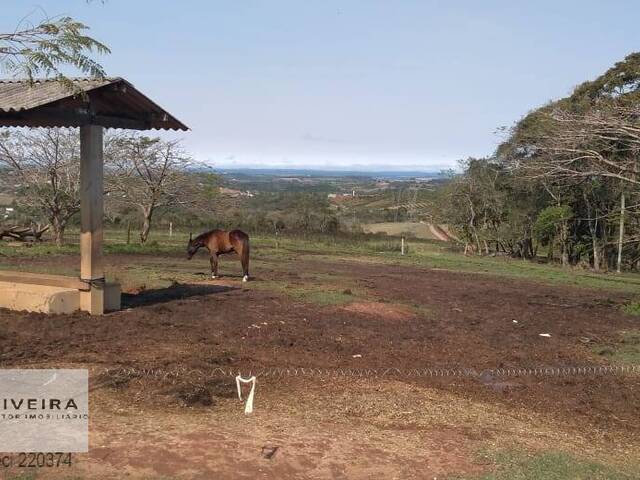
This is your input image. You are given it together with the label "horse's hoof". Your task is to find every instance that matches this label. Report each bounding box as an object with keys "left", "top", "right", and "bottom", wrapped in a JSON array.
[
  {"left": 242, "top": 275, "right": 249, "bottom": 282},
  {"left": 211, "top": 275, "right": 218, "bottom": 279}
]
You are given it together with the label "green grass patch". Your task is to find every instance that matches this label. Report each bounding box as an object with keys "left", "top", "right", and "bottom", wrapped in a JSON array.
[
  {"left": 105, "top": 241, "right": 181, "bottom": 256},
  {"left": 593, "top": 330, "right": 640, "bottom": 365},
  {"left": 460, "top": 450, "right": 637, "bottom": 480},
  {"left": 4, "top": 229, "right": 640, "bottom": 295},
  {"left": 250, "top": 278, "right": 358, "bottom": 306},
  {"left": 398, "top": 244, "right": 640, "bottom": 294},
  {"left": 294, "top": 289, "right": 355, "bottom": 305},
  {"left": 622, "top": 302, "right": 640, "bottom": 316},
  {"left": 0, "top": 242, "right": 78, "bottom": 257},
  {"left": 255, "top": 234, "right": 640, "bottom": 294},
  {"left": 0, "top": 262, "right": 77, "bottom": 277}
]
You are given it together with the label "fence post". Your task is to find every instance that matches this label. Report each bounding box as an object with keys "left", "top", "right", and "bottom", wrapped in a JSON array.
[
  {"left": 401, "top": 236, "right": 405, "bottom": 256},
  {"left": 169, "top": 222, "right": 173, "bottom": 238},
  {"left": 126, "top": 221, "right": 131, "bottom": 245}
]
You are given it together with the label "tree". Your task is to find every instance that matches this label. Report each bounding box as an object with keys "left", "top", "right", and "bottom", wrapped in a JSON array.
[
  {"left": 0, "top": 129, "right": 81, "bottom": 245},
  {"left": 440, "top": 158, "right": 537, "bottom": 257},
  {"left": 1, "top": 12, "right": 109, "bottom": 84},
  {"left": 533, "top": 205, "right": 573, "bottom": 266},
  {"left": 106, "top": 135, "right": 196, "bottom": 243},
  {"left": 496, "top": 52, "right": 640, "bottom": 271},
  {"left": 512, "top": 106, "right": 640, "bottom": 186},
  {"left": 0, "top": 7, "right": 110, "bottom": 245}
]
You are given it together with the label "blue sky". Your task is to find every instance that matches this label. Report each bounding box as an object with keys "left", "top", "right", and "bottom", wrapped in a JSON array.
[{"left": 3, "top": 1, "right": 639, "bottom": 170}]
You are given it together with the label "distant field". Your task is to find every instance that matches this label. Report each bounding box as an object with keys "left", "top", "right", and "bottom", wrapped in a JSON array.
[{"left": 361, "top": 222, "right": 455, "bottom": 241}]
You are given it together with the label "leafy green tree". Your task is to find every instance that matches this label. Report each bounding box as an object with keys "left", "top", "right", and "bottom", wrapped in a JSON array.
[
  {"left": 1, "top": 9, "right": 109, "bottom": 83},
  {"left": 534, "top": 205, "right": 573, "bottom": 265}
]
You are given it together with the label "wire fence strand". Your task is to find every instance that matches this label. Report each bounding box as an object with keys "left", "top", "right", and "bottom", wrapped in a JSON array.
[{"left": 91, "top": 364, "right": 640, "bottom": 384}]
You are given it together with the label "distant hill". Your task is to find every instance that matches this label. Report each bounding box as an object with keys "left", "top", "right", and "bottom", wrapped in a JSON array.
[{"left": 216, "top": 167, "right": 446, "bottom": 180}]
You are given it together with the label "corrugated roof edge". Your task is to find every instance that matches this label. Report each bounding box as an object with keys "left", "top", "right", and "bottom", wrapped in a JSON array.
[
  {"left": 0, "top": 77, "right": 189, "bottom": 131},
  {"left": 0, "top": 77, "right": 119, "bottom": 84},
  {"left": 112, "top": 78, "right": 190, "bottom": 131}
]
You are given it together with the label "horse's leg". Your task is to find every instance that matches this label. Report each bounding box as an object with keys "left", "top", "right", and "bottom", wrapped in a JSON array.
[
  {"left": 240, "top": 241, "right": 250, "bottom": 282},
  {"left": 210, "top": 254, "right": 219, "bottom": 279}
]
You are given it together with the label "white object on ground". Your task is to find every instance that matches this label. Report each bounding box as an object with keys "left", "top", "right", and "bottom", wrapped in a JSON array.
[
  {"left": 243, "top": 275, "right": 249, "bottom": 282},
  {"left": 352, "top": 354, "right": 362, "bottom": 358},
  {"left": 235, "top": 375, "right": 256, "bottom": 414},
  {"left": 539, "top": 333, "right": 552, "bottom": 337}
]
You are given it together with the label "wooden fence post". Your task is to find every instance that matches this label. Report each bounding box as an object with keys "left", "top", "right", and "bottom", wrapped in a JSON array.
[{"left": 79, "top": 124, "right": 105, "bottom": 315}]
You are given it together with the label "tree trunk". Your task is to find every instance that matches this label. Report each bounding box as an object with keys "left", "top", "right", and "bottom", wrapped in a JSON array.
[
  {"left": 617, "top": 192, "right": 626, "bottom": 273},
  {"left": 583, "top": 192, "right": 599, "bottom": 272},
  {"left": 592, "top": 235, "right": 600, "bottom": 273},
  {"left": 466, "top": 197, "right": 481, "bottom": 255},
  {"left": 472, "top": 228, "right": 481, "bottom": 255},
  {"left": 140, "top": 206, "right": 154, "bottom": 244},
  {"left": 560, "top": 220, "right": 569, "bottom": 268},
  {"left": 588, "top": 216, "right": 600, "bottom": 272},
  {"left": 600, "top": 220, "right": 608, "bottom": 272},
  {"left": 55, "top": 227, "right": 65, "bottom": 247},
  {"left": 51, "top": 217, "right": 66, "bottom": 247},
  {"left": 523, "top": 237, "right": 533, "bottom": 260}
]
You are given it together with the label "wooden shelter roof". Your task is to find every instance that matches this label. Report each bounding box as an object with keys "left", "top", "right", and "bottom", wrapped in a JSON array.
[{"left": 0, "top": 77, "right": 188, "bottom": 130}]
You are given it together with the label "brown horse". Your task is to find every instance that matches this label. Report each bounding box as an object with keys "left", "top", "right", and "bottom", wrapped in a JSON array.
[{"left": 187, "top": 229, "right": 250, "bottom": 281}]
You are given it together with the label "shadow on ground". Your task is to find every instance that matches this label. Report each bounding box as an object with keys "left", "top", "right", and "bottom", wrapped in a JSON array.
[{"left": 121, "top": 282, "right": 236, "bottom": 308}]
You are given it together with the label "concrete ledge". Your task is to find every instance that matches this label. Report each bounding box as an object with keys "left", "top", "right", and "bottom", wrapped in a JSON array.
[
  {"left": 0, "top": 281, "right": 80, "bottom": 314},
  {"left": 0, "top": 271, "right": 87, "bottom": 290},
  {"left": 0, "top": 278, "right": 121, "bottom": 314}
]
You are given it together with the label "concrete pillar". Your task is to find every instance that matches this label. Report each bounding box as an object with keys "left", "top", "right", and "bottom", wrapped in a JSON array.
[{"left": 79, "top": 125, "right": 105, "bottom": 315}]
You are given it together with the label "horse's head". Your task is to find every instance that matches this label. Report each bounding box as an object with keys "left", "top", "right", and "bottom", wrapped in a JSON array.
[{"left": 186, "top": 232, "right": 199, "bottom": 259}]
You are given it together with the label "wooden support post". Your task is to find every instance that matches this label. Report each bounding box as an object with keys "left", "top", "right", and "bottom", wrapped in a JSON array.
[{"left": 79, "top": 125, "right": 105, "bottom": 314}]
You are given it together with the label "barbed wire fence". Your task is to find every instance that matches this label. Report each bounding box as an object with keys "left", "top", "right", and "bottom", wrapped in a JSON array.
[
  {"left": 88, "top": 363, "right": 640, "bottom": 413},
  {"left": 90, "top": 363, "right": 640, "bottom": 389}
]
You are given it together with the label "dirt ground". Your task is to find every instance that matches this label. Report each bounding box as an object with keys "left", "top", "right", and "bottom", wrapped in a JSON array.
[{"left": 0, "top": 252, "right": 639, "bottom": 478}]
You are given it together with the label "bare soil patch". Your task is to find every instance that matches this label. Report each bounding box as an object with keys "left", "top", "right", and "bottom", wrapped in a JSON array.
[
  {"left": 1, "top": 252, "right": 639, "bottom": 477},
  {"left": 341, "top": 301, "right": 416, "bottom": 321}
]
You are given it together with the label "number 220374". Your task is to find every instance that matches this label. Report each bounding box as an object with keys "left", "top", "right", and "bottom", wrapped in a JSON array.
[{"left": 0, "top": 452, "right": 72, "bottom": 468}]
